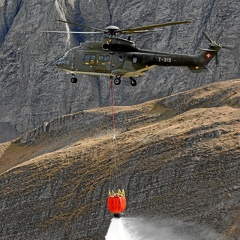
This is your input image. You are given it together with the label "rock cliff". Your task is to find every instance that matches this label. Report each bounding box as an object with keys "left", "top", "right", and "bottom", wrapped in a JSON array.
[
  {"left": 0, "top": 79, "right": 239, "bottom": 239},
  {"left": 0, "top": 0, "right": 240, "bottom": 142}
]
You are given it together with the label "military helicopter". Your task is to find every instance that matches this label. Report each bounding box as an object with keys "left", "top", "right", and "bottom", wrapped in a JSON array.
[{"left": 46, "top": 20, "right": 231, "bottom": 86}]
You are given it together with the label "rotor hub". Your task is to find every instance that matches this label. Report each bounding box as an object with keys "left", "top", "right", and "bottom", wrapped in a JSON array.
[{"left": 105, "top": 26, "right": 120, "bottom": 36}]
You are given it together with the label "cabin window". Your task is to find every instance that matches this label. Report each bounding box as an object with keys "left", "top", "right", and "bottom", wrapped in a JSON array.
[
  {"left": 133, "top": 57, "right": 137, "bottom": 64},
  {"left": 84, "top": 54, "right": 90, "bottom": 62},
  {"left": 118, "top": 56, "right": 124, "bottom": 63},
  {"left": 91, "top": 55, "right": 96, "bottom": 61},
  {"left": 98, "top": 55, "right": 104, "bottom": 61},
  {"left": 105, "top": 55, "right": 110, "bottom": 62}
]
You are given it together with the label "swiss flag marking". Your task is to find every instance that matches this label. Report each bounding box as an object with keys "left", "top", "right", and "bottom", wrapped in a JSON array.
[{"left": 206, "top": 53, "right": 212, "bottom": 59}]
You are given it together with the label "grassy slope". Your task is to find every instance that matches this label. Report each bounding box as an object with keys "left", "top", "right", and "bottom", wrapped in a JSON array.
[{"left": 0, "top": 79, "right": 239, "bottom": 175}]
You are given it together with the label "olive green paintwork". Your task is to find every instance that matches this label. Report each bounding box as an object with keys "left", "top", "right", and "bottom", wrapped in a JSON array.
[{"left": 56, "top": 36, "right": 221, "bottom": 79}]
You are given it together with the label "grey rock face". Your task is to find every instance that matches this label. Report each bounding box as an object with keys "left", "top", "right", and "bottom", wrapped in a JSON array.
[{"left": 0, "top": 0, "right": 239, "bottom": 142}]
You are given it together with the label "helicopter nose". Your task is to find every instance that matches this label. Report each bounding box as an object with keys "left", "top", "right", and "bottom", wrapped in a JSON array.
[
  {"left": 56, "top": 58, "right": 65, "bottom": 68},
  {"left": 56, "top": 54, "right": 70, "bottom": 68},
  {"left": 56, "top": 50, "right": 72, "bottom": 69}
]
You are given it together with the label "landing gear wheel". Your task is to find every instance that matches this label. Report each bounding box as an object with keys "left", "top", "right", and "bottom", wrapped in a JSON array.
[
  {"left": 70, "top": 74, "right": 78, "bottom": 83},
  {"left": 70, "top": 77, "right": 78, "bottom": 83},
  {"left": 114, "top": 77, "right": 121, "bottom": 85},
  {"left": 130, "top": 77, "right": 137, "bottom": 86}
]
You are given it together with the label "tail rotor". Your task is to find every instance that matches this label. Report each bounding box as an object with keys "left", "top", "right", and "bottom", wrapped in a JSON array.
[{"left": 201, "top": 32, "right": 234, "bottom": 65}]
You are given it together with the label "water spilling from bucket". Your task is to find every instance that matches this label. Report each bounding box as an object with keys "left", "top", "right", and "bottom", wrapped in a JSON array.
[
  {"left": 105, "top": 216, "right": 220, "bottom": 240},
  {"left": 105, "top": 218, "right": 131, "bottom": 240}
]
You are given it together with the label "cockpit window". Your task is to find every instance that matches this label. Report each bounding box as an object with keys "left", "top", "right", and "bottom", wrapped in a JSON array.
[
  {"left": 59, "top": 50, "right": 74, "bottom": 65},
  {"left": 91, "top": 55, "right": 96, "bottom": 61}
]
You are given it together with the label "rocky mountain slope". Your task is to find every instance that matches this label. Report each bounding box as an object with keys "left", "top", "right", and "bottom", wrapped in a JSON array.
[
  {"left": 0, "top": 0, "right": 240, "bottom": 142},
  {"left": 0, "top": 79, "right": 239, "bottom": 239}
]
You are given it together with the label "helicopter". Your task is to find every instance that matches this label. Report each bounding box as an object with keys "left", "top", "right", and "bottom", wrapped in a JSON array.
[{"left": 45, "top": 20, "right": 231, "bottom": 86}]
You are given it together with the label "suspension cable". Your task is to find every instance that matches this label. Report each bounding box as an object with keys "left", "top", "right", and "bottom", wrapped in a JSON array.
[{"left": 110, "top": 76, "right": 116, "bottom": 140}]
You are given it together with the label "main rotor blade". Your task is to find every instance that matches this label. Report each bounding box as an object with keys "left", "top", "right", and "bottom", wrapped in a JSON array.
[
  {"left": 41, "top": 30, "right": 103, "bottom": 34},
  {"left": 57, "top": 19, "right": 105, "bottom": 32},
  {"left": 119, "top": 20, "right": 191, "bottom": 34},
  {"left": 122, "top": 30, "right": 158, "bottom": 34}
]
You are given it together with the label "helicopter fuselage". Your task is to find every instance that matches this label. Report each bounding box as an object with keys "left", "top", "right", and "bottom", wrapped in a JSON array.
[{"left": 56, "top": 37, "right": 219, "bottom": 84}]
